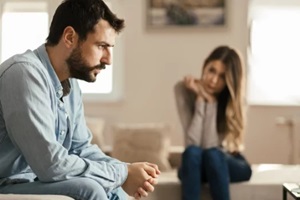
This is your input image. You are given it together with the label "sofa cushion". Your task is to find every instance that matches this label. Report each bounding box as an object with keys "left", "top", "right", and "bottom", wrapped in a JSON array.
[
  {"left": 111, "top": 123, "right": 171, "bottom": 171},
  {"left": 146, "top": 164, "right": 300, "bottom": 200},
  {"left": 86, "top": 117, "right": 105, "bottom": 148}
]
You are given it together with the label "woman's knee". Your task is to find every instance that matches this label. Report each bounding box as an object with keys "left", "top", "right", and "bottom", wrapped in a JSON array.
[
  {"left": 182, "top": 145, "right": 202, "bottom": 161},
  {"left": 246, "top": 166, "right": 252, "bottom": 180},
  {"left": 241, "top": 164, "right": 252, "bottom": 181},
  {"left": 203, "top": 148, "right": 225, "bottom": 168}
]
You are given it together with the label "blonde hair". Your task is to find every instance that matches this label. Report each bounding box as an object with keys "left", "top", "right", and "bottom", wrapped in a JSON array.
[{"left": 203, "top": 46, "right": 245, "bottom": 152}]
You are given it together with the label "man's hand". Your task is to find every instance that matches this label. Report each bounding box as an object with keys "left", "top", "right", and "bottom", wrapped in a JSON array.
[
  {"left": 133, "top": 178, "right": 158, "bottom": 199},
  {"left": 122, "top": 162, "right": 160, "bottom": 198}
]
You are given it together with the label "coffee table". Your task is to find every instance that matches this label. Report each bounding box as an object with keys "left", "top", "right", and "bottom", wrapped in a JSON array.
[{"left": 283, "top": 183, "right": 300, "bottom": 200}]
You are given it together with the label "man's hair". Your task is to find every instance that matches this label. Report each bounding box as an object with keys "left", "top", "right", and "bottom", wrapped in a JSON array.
[{"left": 46, "top": 0, "right": 125, "bottom": 46}]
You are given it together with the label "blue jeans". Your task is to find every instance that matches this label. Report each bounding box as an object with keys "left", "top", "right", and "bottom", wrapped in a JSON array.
[
  {"left": 178, "top": 146, "right": 252, "bottom": 200},
  {"left": 0, "top": 177, "right": 127, "bottom": 200}
]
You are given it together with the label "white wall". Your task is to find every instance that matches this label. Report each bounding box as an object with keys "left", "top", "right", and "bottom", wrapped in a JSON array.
[
  {"left": 48, "top": 0, "right": 300, "bottom": 164},
  {"left": 83, "top": 0, "right": 250, "bottom": 146}
]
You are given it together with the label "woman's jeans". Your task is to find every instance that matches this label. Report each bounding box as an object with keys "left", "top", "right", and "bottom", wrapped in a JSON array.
[
  {"left": 0, "top": 177, "right": 127, "bottom": 200},
  {"left": 178, "top": 146, "right": 252, "bottom": 200}
]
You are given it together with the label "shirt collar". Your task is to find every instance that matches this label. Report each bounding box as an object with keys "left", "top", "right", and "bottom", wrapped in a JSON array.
[{"left": 34, "top": 44, "right": 66, "bottom": 99}]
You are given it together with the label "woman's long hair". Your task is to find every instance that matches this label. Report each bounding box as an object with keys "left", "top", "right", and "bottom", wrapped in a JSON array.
[{"left": 202, "top": 46, "right": 245, "bottom": 152}]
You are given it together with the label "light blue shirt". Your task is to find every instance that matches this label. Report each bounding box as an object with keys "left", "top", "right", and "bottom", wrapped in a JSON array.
[{"left": 0, "top": 44, "right": 127, "bottom": 193}]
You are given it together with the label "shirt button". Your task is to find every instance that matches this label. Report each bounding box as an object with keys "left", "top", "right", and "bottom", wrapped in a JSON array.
[{"left": 60, "top": 130, "right": 65, "bottom": 135}]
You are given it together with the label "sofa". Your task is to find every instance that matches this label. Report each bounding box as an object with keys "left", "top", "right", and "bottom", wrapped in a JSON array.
[
  {"left": 2, "top": 119, "right": 300, "bottom": 200},
  {"left": 109, "top": 122, "right": 300, "bottom": 200},
  {"left": 147, "top": 152, "right": 300, "bottom": 200}
]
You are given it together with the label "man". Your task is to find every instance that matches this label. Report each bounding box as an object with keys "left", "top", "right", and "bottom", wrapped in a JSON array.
[{"left": 0, "top": 0, "right": 160, "bottom": 199}]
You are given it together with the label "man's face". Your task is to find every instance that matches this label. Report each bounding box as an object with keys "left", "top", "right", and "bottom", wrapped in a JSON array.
[{"left": 66, "top": 19, "right": 117, "bottom": 82}]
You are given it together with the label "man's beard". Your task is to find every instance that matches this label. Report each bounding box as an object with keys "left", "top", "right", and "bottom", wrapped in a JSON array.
[{"left": 66, "top": 47, "right": 106, "bottom": 82}]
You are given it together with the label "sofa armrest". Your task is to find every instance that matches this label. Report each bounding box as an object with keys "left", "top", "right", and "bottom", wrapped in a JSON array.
[{"left": 169, "top": 146, "right": 183, "bottom": 169}]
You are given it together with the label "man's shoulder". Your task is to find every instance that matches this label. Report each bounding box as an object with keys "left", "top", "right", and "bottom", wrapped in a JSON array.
[{"left": 0, "top": 50, "right": 43, "bottom": 77}]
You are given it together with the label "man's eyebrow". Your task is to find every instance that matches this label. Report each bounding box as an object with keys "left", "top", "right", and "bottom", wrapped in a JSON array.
[{"left": 96, "top": 41, "right": 114, "bottom": 47}]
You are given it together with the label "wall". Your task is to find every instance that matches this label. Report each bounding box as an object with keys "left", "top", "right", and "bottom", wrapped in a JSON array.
[
  {"left": 245, "top": 106, "right": 300, "bottom": 164},
  {"left": 83, "top": 0, "right": 250, "bottom": 146},
  {"left": 48, "top": 0, "right": 300, "bottom": 164}
]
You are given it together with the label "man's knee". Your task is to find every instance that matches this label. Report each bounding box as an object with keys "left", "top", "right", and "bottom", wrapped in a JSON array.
[{"left": 65, "top": 178, "right": 108, "bottom": 200}]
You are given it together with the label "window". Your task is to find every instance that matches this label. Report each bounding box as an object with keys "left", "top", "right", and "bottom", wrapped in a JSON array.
[
  {"left": 78, "top": 1, "right": 123, "bottom": 102},
  {"left": 0, "top": 1, "right": 48, "bottom": 62},
  {"left": 0, "top": 0, "right": 123, "bottom": 102},
  {"left": 248, "top": 2, "right": 300, "bottom": 105},
  {"left": 77, "top": 66, "right": 113, "bottom": 94}
]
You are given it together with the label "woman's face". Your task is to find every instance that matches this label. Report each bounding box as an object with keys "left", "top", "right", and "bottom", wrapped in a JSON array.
[{"left": 201, "top": 60, "right": 227, "bottom": 96}]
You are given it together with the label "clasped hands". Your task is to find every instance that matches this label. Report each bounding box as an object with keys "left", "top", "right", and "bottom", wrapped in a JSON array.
[
  {"left": 183, "top": 75, "right": 216, "bottom": 103},
  {"left": 122, "top": 162, "right": 161, "bottom": 199}
]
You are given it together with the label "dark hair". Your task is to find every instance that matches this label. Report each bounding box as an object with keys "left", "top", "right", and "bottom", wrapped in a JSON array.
[
  {"left": 46, "top": 0, "right": 125, "bottom": 46},
  {"left": 202, "top": 46, "right": 244, "bottom": 151}
]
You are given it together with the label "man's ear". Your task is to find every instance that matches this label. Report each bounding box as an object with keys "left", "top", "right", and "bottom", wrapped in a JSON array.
[{"left": 62, "top": 26, "right": 78, "bottom": 48}]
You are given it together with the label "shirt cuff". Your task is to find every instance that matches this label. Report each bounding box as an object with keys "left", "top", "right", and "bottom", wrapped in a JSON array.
[{"left": 117, "top": 162, "right": 128, "bottom": 187}]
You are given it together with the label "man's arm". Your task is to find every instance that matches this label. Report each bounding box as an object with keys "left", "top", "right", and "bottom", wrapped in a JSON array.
[
  {"left": 0, "top": 63, "right": 126, "bottom": 193},
  {"left": 68, "top": 79, "right": 160, "bottom": 196}
]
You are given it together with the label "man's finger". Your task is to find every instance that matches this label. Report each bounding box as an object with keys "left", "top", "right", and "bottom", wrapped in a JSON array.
[
  {"left": 148, "top": 177, "right": 158, "bottom": 185},
  {"left": 134, "top": 192, "right": 141, "bottom": 200},
  {"left": 143, "top": 164, "right": 157, "bottom": 178},
  {"left": 143, "top": 180, "right": 155, "bottom": 192},
  {"left": 138, "top": 187, "right": 148, "bottom": 197},
  {"left": 146, "top": 163, "right": 161, "bottom": 175}
]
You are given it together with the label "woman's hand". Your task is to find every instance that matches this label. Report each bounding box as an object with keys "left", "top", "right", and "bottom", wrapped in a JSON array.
[
  {"left": 195, "top": 80, "right": 217, "bottom": 103},
  {"left": 183, "top": 76, "right": 216, "bottom": 103},
  {"left": 183, "top": 75, "right": 199, "bottom": 95}
]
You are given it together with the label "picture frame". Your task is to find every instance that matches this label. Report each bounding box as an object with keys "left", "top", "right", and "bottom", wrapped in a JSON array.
[{"left": 147, "top": 0, "right": 226, "bottom": 28}]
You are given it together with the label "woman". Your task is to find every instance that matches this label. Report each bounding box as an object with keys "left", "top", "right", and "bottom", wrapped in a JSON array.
[{"left": 174, "top": 45, "right": 252, "bottom": 200}]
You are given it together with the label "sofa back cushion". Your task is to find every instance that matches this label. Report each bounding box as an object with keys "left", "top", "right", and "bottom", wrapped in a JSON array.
[{"left": 111, "top": 123, "right": 172, "bottom": 171}]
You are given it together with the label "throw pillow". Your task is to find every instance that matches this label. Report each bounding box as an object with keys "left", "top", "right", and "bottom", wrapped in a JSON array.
[{"left": 111, "top": 123, "right": 171, "bottom": 171}]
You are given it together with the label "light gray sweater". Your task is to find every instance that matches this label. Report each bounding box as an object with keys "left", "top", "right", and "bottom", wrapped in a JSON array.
[{"left": 174, "top": 81, "right": 222, "bottom": 148}]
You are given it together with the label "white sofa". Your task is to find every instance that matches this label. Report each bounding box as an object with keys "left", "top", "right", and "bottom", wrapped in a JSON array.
[
  {"left": 3, "top": 119, "right": 299, "bottom": 200},
  {"left": 146, "top": 160, "right": 300, "bottom": 200},
  {"left": 109, "top": 122, "right": 300, "bottom": 200}
]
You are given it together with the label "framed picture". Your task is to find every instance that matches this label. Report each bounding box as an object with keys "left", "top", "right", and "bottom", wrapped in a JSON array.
[{"left": 147, "top": 0, "right": 226, "bottom": 28}]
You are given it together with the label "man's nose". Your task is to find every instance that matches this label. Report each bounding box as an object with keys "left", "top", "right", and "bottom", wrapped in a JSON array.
[{"left": 101, "top": 48, "right": 112, "bottom": 65}]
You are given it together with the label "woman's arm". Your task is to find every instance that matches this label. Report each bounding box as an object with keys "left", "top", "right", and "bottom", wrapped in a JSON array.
[
  {"left": 202, "top": 103, "right": 220, "bottom": 148},
  {"left": 174, "top": 81, "right": 205, "bottom": 146}
]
